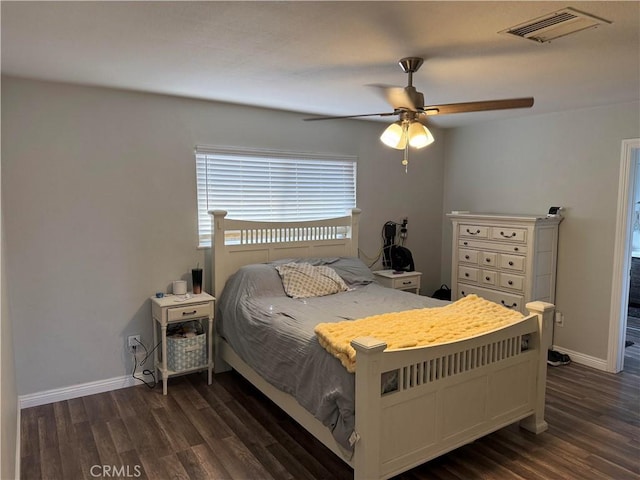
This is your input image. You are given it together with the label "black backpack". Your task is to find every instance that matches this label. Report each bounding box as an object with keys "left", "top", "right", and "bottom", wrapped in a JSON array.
[
  {"left": 390, "top": 245, "right": 415, "bottom": 272},
  {"left": 432, "top": 284, "right": 451, "bottom": 301}
]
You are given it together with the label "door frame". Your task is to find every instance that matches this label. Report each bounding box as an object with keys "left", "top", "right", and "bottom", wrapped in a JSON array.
[{"left": 608, "top": 138, "right": 640, "bottom": 373}]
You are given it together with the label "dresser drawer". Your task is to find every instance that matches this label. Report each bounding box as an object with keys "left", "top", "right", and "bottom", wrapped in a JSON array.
[
  {"left": 167, "top": 302, "right": 211, "bottom": 321},
  {"left": 500, "top": 254, "right": 525, "bottom": 272},
  {"left": 490, "top": 227, "right": 527, "bottom": 243},
  {"left": 459, "top": 224, "right": 489, "bottom": 239},
  {"left": 481, "top": 270, "right": 497, "bottom": 286},
  {"left": 459, "top": 248, "right": 478, "bottom": 264},
  {"left": 459, "top": 239, "right": 528, "bottom": 255},
  {"left": 481, "top": 252, "right": 497, "bottom": 267},
  {"left": 499, "top": 273, "right": 524, "bottom": 292},
  {"left": 457, "top": 284, "right": 524, "bottom": 313},
  {"left": 458, "top": 266, "right": 479, "bottom": 282}
]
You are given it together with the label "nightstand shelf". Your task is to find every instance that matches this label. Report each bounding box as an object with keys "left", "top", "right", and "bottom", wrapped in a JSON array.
[
  {"left": 374, "top": 270, "right": 422, "bottom": 294},
  {"left": 150, "top": 292, "right": 215, "bottom": 395}
]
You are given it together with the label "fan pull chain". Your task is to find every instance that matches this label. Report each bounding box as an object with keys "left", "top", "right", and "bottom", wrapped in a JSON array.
[{"left": 402, "top": 123, "right": 409, "bottom": 173}]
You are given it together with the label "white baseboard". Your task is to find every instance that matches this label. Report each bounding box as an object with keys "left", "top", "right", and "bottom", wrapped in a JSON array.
[
  {"left": 19, "top": 375, "right": 140, "bottom": 409},
  {"left": 16, "top": 345, "right": 610, "bottom": 410},
  {"left": 552, "top": 344, "right": 608, "bottom": 371}
]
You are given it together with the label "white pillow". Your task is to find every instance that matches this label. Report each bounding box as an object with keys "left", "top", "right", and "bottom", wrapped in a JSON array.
[{"left": 275, "top": 262, "right": 349, "bottom": 299}]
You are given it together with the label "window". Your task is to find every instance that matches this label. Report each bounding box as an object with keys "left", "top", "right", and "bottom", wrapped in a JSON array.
[{"left": 195, "top": 146, "right": 357, "bottom": 247}]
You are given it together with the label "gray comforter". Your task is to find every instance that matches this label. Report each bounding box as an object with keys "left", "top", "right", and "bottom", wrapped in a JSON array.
[{"left": 217, "top": 258, "right": 447, "bottom": 451}]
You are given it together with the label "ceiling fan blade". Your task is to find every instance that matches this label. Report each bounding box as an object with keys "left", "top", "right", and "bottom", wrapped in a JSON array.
[
  {"left": 423, "top": 97, "right": 534, "bottom": 115},
  {"left": 303, "top": 111, "right": 397, "bottom": 121},
  {"left": 383, "top": 87, "right": 418, "bottom": 111}
]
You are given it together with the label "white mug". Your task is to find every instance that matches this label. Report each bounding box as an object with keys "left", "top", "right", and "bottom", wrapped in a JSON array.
[{"left": 172, "top": 280, "right": 187, "bottom": 295}]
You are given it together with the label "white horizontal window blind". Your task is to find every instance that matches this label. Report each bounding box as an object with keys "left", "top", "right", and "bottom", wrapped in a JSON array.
[{"left": 195, "top": 146, "right": 357, "bottom": 247}]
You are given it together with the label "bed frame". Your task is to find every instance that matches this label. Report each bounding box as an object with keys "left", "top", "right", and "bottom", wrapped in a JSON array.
[{"left": 210, "top": 208, "right": 554, "bottom": 480}]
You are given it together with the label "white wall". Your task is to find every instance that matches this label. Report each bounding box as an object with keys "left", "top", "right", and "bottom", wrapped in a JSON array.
[
  {"left": 1, "top": 149, "right": 19, "bottom": 480},
  {"left": 442, "top": 101, "right": 640, "bottom": 362},
  {"left": 4, "top": 75, "right": 637, "bottom": 398},
  {"left": 1, "top": 76, "right": 445, "bottom": 396}
]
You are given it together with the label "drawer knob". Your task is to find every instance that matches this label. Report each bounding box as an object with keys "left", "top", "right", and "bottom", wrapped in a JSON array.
[
  {"left": 485, "top": 258, "right": 491, "bottom": 263},
  {"left": 467, "top": 229, "right": 481, "bottom": 235},
  {"left": 485, "top": 276, "right": 491, "bottom": 281},
  {"left": 182, "top": 310, "right": 197, "bottom": 316},
  {"left": 463, "top": 241, "right": 468, "bottom": 245},
  {"left": 501, "top": 300, "right": 518, "bottom": 309},
  {"left": 514, "top": 247, "right": 519, "bottom": 252},
  {"left": 402, "top": 281, "right": 412, "bottom": 285},
  {"left": 508, "top": 280, "right": 513, "bottom": 285},
  {"left": 461, "top": 291, "right": 466, "bottom": 296},
  {"left": 500, "top": 231, "right": 516, "bottom": 238},
  {"left": 509, "top": 261, "right": 514, "bottom": 266},
  {"left": 465, "top": 255, "right": 470, "bottom": 259},
  {"left": 465, "top": 273, "right": 470, "bottom": 277}
]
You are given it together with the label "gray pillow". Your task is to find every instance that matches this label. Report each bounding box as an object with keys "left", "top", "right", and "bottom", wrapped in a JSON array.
[{"left": 232, "top": 263, "right": 286, "bottom": 297}]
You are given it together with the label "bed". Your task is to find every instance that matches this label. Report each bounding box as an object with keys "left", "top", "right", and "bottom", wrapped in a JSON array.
[{"left": 210, "top": 208, "right": 554, "bottom": 480}]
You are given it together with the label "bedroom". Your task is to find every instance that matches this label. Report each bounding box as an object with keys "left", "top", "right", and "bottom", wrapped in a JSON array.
[{"left": 1, "top": 1, "right": 639, "bottom": 479}]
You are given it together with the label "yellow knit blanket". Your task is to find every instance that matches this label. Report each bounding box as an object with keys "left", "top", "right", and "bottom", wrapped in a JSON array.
[{"left": 314, "top": 294, "right": 524, "bottom": 373}]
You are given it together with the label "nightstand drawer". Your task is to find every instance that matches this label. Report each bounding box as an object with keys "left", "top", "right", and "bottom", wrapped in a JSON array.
[
  {"left": 395, "top": 277, "right": 419, "bottom": 289},
  {"left": 167, "top": 303, "right": 211, "bottom": 321}
]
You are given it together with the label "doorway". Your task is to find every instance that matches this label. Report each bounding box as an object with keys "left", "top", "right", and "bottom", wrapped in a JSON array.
[{"left": 609, "top": 139, "right": 640, "bottom": 373}]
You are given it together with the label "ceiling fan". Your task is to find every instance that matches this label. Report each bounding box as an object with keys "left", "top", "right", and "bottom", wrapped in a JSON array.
[{"left": 304, "top": 57, "right": 534, "bottom": 170}]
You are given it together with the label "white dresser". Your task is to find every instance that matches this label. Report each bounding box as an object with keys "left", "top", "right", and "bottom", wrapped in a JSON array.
[{"left": 447, "top": 213, "right": 562, "bottom": 314}]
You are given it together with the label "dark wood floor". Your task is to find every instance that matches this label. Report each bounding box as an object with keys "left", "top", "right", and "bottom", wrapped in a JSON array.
[
  {"left": 21, "top": 352, "right": 639, "bottom": 480},
  {"left": 627, "top": 313, "right": 640, "bottom": 346}
]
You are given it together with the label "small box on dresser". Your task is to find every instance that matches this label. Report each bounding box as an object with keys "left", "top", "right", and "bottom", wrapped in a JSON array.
[{"left": 447, "top": 212, "right": 562, "bottom": 314}]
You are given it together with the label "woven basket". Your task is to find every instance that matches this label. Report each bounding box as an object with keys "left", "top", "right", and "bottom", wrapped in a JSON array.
[{"left": 166, "top": 333, "right": 206, "bottom": 371}]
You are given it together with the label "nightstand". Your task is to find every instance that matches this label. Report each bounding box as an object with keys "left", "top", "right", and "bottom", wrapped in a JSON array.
[
  {"left": 150, "top": 292, "right": 215, "bottom": 395},
  {"left": 374, "top": 270, "right": 422, "bottom": 294}
]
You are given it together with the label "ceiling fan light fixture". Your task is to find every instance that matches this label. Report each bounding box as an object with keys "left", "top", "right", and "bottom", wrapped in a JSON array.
[
  {"left": 407, "top": 122, "right": 434, "bottom": 149},
  {"left": 380, "top": 122, "right": 407, "bottom": 149}
]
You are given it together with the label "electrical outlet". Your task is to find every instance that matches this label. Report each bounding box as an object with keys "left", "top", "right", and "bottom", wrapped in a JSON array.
[
  {"left": 400, "top": 217, "right": 408, "bottom": 239},
  {"left": 554, "top": 312, "right": 564, "bottom": 327},
  {"left": 127, "top": 335, "right": 141, "bottom": 348}
]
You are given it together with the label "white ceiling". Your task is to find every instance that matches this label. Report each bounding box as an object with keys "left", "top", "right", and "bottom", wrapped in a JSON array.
[{"left": 2, "top": 1, "right": 639, "bottom": 128}]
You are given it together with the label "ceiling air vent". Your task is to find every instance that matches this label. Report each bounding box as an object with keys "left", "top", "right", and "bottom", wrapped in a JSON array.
[{"left": 500, "top": 7, "right": 611, "bottom": 43}]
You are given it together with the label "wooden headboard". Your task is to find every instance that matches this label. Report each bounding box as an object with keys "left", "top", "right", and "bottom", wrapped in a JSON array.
[{"left": 210, "top": 209, "right": 361, "bottom": 299}]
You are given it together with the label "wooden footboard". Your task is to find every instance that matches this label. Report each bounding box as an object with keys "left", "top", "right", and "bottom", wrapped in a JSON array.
[
  {"left": 217, "top": 301, "right": 554, "bottom": 480},
  {"left": 350, "top": 301, "right": 554, "bottom": 480}
]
